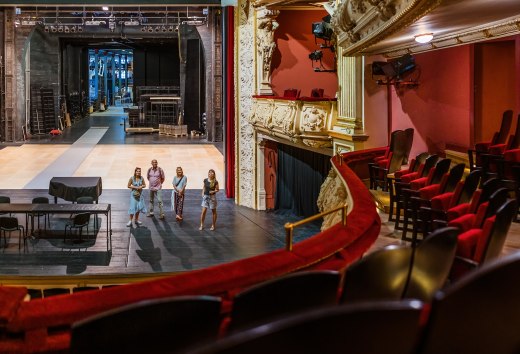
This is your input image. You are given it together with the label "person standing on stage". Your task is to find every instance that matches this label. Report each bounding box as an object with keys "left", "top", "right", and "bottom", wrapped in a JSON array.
[
  {"left": 127, "top": 167, "right": 146, "bottom": 227},
  {"left": 171, "top": 166, "right": 187, "bottom": 221},
  {"left": 199, "top": 169, "right": 219, "bottom": 231},
  {"left": 147, "top": 159, "right": 166, "bottom": 219}
]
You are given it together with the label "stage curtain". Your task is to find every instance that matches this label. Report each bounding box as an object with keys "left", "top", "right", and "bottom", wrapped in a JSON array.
[
  {"left": 225, "top": 6, "right": 235, "bottom": 198},
  {"left": 276, "top": 144, "right": 331, "bottom": 217}
]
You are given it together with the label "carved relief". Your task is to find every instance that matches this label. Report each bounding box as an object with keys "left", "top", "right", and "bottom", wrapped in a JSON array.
[
  {"left": 302, "top": 139, "right": 332, "bottom": 148},
  {"left": 238, "top": 0, "right": 256, "bottom": 208},
  {"left": 301, "top": 106, "right": 327, "bottom": 132},
  {"left": 256, "top": 9, "right": 279, "bottom": 95},
  {"left": 333, "top": 0, "right": 443, "bottom": 56},
  {"left": 317, "top": 168, "right": 348, "bottom": 230}
]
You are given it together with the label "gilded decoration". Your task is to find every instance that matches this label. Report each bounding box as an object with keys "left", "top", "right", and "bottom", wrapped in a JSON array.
[
  {"left": 332, "top": 0, "right": 443, "bottom": 56},
  {"left": 317, "top": 168, "right": 348, "bottom": 230},
  {"left": 249, "top": 98, "right": 334, "bottom": 148}
]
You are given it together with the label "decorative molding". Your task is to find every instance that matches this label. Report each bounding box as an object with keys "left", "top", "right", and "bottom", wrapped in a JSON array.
[
  {"left": 237, "top": 0, "right": 256, "bottom": 208},
  {"left": 317, "top": 168, "right": 348, "bottom": 230},
  {"left": 376, "top": 16, "right": 520, "bottom": 58},
  {"left": 333, "top": 0, "right": 443, "bottom": 56},
  {"left": 249, "top": 97, "right": 336, "bottom": 148},
  {"left": 256, "top": 7, "right": 279, "bottom": 95}
]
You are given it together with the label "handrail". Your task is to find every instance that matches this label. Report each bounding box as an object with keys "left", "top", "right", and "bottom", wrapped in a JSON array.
[{"left": 284, "top": 203, "right": 348, "bottom": 251}]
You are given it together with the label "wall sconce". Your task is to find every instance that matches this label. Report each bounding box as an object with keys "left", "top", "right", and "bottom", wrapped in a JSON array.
[{"left": 414, "top": 33, "right": 433, "bottom": 44}]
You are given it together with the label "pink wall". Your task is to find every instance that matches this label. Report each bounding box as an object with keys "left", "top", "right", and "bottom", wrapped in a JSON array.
[
  {"left": 365, "top": 45, "right": 473, "bottom": 159},
  {"left": 271, "top": 10, "right": 337, "bottom": 98},
  {"left": 363, "top": 56, "right": 390, "bottom": 150},
  {"left": 391, "top": 46, "right": 472, "bottom": 158}
]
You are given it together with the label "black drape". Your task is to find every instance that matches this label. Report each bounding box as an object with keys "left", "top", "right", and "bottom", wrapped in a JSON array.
[{"left": 275, "top": 144, "right": 331, "bottom": 217}]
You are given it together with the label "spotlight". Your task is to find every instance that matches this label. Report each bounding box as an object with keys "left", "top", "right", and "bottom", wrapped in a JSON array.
[
  {"left": 155, "top": 26, "right": 160, "bottom": 32},
  {"left": 162, "top": 26, "right": 167, "bottom": 32},
  {"left": 168, "top": 26, "right": 173, "bottom": 32},
  {"left": 64, "top": 26, "right": 70, "bottom": 33},
  {"left": 174, "top": 25, "right": 179, "bottom": 33},
  {"left": 70, "top": 26, "right": 76, "bottom": 33},
  {"left": 51, "top": 26, "right": 57, "bottom": 33},
  {"left": 308, "top": 50, "right": 323, "bottom": 61},
  {"left": 44, "top": 26, "right": 49, "bottom": 32},
  {"left": 77, "top": 26, "right": 83, "bottom": 32},
  {"left": 141, "top": 26, "right": 146, "bottom": 32},
  {"left": 58, "top": 26, "right": 63, "bottom": 33},
  {"left": 312, "top": 15, "right": 333, "bottom": 41},
  {"left": 148, "top": 26, "right": 153, "bottom": 33}
]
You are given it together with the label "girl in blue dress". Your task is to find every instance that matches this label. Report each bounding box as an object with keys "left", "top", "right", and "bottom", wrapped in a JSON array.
[{"left": 127, "top": 167, "right": 147, "bottom": 227}]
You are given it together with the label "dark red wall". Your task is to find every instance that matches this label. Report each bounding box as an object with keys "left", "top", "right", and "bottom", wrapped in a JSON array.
[{"left": 271, "top": 10, "right": 338, "bottom": 98}]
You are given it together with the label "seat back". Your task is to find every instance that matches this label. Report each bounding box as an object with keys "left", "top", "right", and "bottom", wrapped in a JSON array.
[
  {"left": 403, "top": 227, "right": 458, "bottom": 301},
  {"left": 71, "top": 295, "right": 222, "bottom": 354},
  {"left": 387, "top": 130, "right": 409, "bottom": 173},
  {"left": 493, "top": 109, "right": 514, "bottom": 145},
  {"left": 0, "top": 216, "right": 19, "bottom": 230},
  {"left": 420, "top": 154, "right": 439, "bottom": 177},
  {"left": 73, "top": 213, "right": 91, "bottom": 226},
  {"left": 481, "top": 199, "right": 517, "bottom": 264},
  {"left": 229, "top": 270, "right": 340, "bottom": 332},
  {"left": 402, "top": 128, "right": 414, "bottom": 165},
  {"left": 76, "top": 196, "right": 94, "bottom": 204},
  {"left": 455, "top": 169, "right": 481, "bottom": 205},
  {"left": 505, "top": 113, "right": 520, "bottom": 150},
  {"left": 32, "top": 197, "right": 49, "bottom": 204},
  {"left": 418, "top": 252, "right": 520, "bottom": 354},
  {"left": 442, "top": 163, "right": 465, "bottom": 193},
  {"left": 193, "top": 301, "right": 423, "bottom": 354},
  {"left": 340, "top": 246, "right": 412, "bottom": 303},
  {"left": 429, "top": 159, "right": 451, "bottom": 185}
]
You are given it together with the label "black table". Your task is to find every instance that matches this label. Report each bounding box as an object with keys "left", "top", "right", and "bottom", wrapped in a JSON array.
[
  {"left": 49, "top": 177, "right": 102, "bottom": 204},
  {"left": 0, "top": 203, "right": 112, "bottom": 251}
]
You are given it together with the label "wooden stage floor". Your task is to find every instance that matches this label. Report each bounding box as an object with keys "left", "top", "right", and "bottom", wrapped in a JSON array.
[{"left": 0, "top": 109, "right": 320, "bottom": 276}]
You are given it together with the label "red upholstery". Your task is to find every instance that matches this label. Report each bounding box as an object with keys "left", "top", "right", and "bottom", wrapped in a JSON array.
[
  {"left": 488, "top": 143, "right": 507, "bottom": 155},
  {"left": 419, "top": 184, "right": 441, "bottom": 200},
  {"left": 0, "top": 286, "right": 27, "bottom": 326},
  {"left": 448, "top": 202, "right": 488, "bottom": 233},
  {"left": 474, "top": 216, "right": 496, "bottom": 263},
  {"left": 283, "top": 88, "right": 300, "bottom": 98},
  {"left": 456, "top": 229, "right": 481, "bottom": 259}
]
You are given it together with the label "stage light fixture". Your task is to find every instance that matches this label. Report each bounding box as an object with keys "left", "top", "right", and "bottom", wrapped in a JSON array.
[
  {"left": 64, "top": 26, "right": 70, "bottom": 33},
  {"left": 58, "top": 26, "right": 63, "bottom": 33},
  {"left": 155, "top": 26, "right": 160, "bottom": 32},
  {"left": 51, "top": 26, "right": 57, "bottom": 33},
  {"left": 162, "top": 26, "right": 167, "bottom": 32},
  {"left": 44, "top": 26, "right": 50, "bottom": 32},
  {"left": 168, "top": 25, "right": 174, "bottom": 32},
  {"left": 141, "top": 26, "right": 146, "bottom": 32},
  {"left": 148, "top": 26, "right": 153, "bottom": 33},
  {"left": 308, "top": 50, "right": 323, "bottom": 61},
  {"left": 77, "top": 26, "right": 83, "bottom": 32},
  {"left": 70, "top": 26, "right": 76, "bottom": 33}
]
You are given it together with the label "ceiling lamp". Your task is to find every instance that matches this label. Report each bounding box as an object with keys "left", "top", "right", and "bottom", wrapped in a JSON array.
[{"left": 414, "top": 33, "right": 433, "bottom": 44}]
